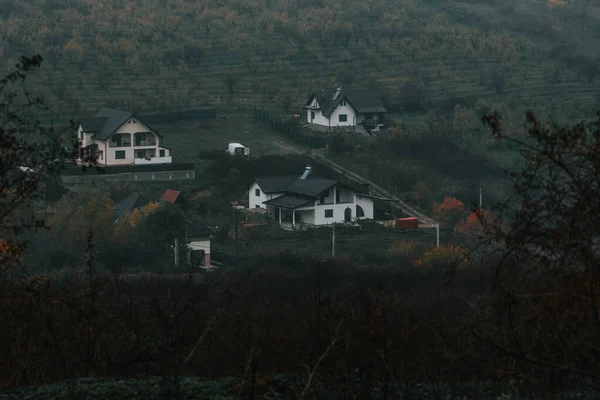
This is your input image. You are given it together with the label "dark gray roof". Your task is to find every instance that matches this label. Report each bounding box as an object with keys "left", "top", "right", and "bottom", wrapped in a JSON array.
[
  {"left": 256, "top": 174, "right": 337, "bottom": 198},
  {"left": 263, "top": 194, "right": 315, "bottom": 210},
  {"left": 93, "top": 108, "right": 133, "bottom": 140},
  {"left": 304, "top": 89, "right": 387, "bottom": 117},
  {"left": 288, "top": 177, "right": 337, "bottom": 197},
  {"left": 78, "top": 108, "right": 163, "bottom": 141},
  {"left": 255, "top": 175, "right": 300, "bottom": 194},
  {"left": 79, "top": 116, "right": 108, "bottom": 133},
  {"left": 187, "top": 215, "right": 214, "bottom": 237},
  {"left": 113, "top": 192, "right": 151, "bottom": 220}
]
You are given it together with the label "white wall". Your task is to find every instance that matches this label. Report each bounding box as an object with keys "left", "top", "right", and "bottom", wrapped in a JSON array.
[
  {"left": 189, "top": 237, "right": 210, "bottom": 254},
  {"left": 249, "top": 182, "right": 268, "bottom": 209},
  {"left": 355, "top": 195, "right": 375, "bottom": 219},
  {"left": 307, "top": 108, "right": 329, "bottom": 126},
  {"left": 329, "top": 102, "right": 356, "bottom": 127},
  {"left": 313, "top": 203, "right": 357, "bottom": 225}
]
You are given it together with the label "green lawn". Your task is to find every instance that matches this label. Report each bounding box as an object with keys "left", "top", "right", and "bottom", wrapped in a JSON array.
[{"left": 154, "top": 116, "right": 295, "bottom": 163}]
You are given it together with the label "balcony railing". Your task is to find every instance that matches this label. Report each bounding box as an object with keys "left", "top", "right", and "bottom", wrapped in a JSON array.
[
  {"left": 134, "top": 156, "right": 172, "bottom": 165},
  {"left": 134, "top": 139, "right": 156, "bottom": 146}
]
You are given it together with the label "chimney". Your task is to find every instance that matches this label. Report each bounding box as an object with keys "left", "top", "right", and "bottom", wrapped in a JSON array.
[
  {"left": 300, "top": 165, "right": 312, "bottom": 180},
  {"left": 333, "top": 87, "right": 341, "bottom": 101}
]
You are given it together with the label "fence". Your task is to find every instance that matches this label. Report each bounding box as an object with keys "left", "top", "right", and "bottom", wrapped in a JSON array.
[
  {"left": 140, "top": 108, "right": 217, "bottom": 125},
  {"left": 253, "top": 107, "right": 327, "bottom": 149}
]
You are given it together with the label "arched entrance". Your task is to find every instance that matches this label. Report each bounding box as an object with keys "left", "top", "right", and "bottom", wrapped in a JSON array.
[{"left": 344, "top": 207, "right": 352, "bottom": 222}]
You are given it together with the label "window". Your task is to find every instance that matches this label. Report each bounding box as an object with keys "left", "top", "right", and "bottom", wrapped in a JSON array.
[
  {"left": 325, "top": 209, "right": 333, "bottom": 218},
  {"left": 311, "top": 111, "right": 315, "bottom": 120},
  {"left": 319, "top": 191, "right": 328, "bottom": 205},
  {"left": 255, "top": 205, "right": 260, "bottom": 208},
  {"left": 80, "top": 131, "right": 84, "bottom": 140},
  {"left": 365, "top": 113, "right": 373, "bottom": 120},
  {"left": 336, "top": 189, "right": 340, "bottom": 203},
  {"left": 110, "top": 134, "right": 130, "bottom": 147},
  {"left": 99, "top": 150, "right": 103, "bottom": 161},
  {"left": 160, "top": 149, "right": 165, "bottom": 157},
  {"left": 341, "top": 100, "right": 346, "bottom": 106},
  {"left": 356, "top": 205, "right": 365, "bottom": 218},
  {"left": 255, "top": 188, "right": 260, "bottom": 196},
  {"left": 339, "top": 114, "right": 347, "bottom": 122},
  {"left": 115, "top": 150, "right": 126, "bottom": 159}
]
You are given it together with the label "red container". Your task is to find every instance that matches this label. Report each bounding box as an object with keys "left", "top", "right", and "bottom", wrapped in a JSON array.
[{"left": 395, "top": 217, "right": 418, "bottom": 229}]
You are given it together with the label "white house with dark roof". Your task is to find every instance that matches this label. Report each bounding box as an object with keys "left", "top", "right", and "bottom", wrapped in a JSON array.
[
  {"left": 304, "top": 88, "right": 387, "bottom": 134},
  {"left": 77, "top": 108, "right": 171, "bottom": 166},
  {"left": 249, "top": 166, "right": 385, "bottom": 227}
]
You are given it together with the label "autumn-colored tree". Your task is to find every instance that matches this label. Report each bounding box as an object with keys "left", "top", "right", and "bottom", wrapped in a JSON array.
[
  {"left": 413, "top": 245, "right": 469, "bottom": 273},
  {"left": 412, "top": 180, "right": 431, "bottom": 208},
  {"left": 456, "top": 209, "right": 493, "bottom": 236},
  {"left": 113, "top": 202, "right": 159, "bottom": 241},
  {"left": 387, "top": 240, "right": 416, "bottom": 261},
  {"left": 432, "top": 196, "right": 465, "bottom": 227}
]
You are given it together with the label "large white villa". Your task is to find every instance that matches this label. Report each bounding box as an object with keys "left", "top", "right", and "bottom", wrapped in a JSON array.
[
  {"left": 77, "top": 108, "right": 172, "bottom": 166},
  {"left": 248, "top": 166, "right": 383, "bottom": 227}
]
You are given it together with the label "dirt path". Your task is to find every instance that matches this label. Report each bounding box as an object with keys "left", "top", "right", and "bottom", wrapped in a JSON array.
[{"left": 270, "top": 137, "right": 438, "bottom": 228}]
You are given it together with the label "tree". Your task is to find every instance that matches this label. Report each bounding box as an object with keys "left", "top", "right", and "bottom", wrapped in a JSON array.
[
  {"left": 0, "top": 55, "right": 78, "bottom": 272},
  {"left": 412, "top": 180, "right": 431, "bottom": 208},
  {"left": 471, "top": 110, "right": 600, "bottom": 388},
  {"left": 432, "top": 196, "right": 465, "bottom": 227}
]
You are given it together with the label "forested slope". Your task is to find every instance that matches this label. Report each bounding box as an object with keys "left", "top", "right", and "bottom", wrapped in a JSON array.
[{"left": 1, "top": 0, "right": 598, "bottom": 122}]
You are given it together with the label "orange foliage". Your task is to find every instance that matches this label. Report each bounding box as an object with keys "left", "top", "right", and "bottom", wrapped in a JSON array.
[
  {"left": 547, "top": 0, "right": 566, "bottom": 9},
  {"left": 387, "top": 240, "right": 416, "bottom": 258},
  {"left": 0, "top": 239, "right": 21, "bottom": 259},
  {"left": 414, "top": 245, "right": 468, "bottom": 268},
  {"left": 456, "top": 209, "right": 492, "bottom": 235},
  {"left": 432, "top": 196, "right": 465, "bottom": 225}
]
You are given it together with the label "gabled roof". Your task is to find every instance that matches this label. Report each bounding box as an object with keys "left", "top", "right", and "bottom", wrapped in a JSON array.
[
  {"left": 255, "top": 175, "right": 300, "bottom": 194},
  {"left": 78, "top": 108, "right": 163, "bottom": 141},
  {"left": 255, "top": 174, "right": 337, "bottom": 198},
  {"left": 304, "top": 88, "right": 387, "bottom": 117},
  {"left": 263, "top": 194, "right": 315, "bottom": 210},
  {"left": 161, "top": 189, "right": 181, "bottom": 204},
  {"left": 187, "top": 214, "right": 214, "bottom": 237},
  {"left": 287, "top": 177, "right": 337, "bottom": 197},
  {"left": 113, "top": 192, "right": 151, "bottom": 219},
  {"left": 79, "top": 116, "right": 108, "bottom": 133}
]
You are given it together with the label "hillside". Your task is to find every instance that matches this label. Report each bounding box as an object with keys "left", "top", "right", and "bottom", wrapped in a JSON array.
[{"left": 1, "top": 0, "right": 598, "bottom": 122}]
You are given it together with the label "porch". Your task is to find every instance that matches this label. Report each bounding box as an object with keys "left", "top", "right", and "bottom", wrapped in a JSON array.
[{"left": 267, "top": 206, "right": 316, "bottom": 227}]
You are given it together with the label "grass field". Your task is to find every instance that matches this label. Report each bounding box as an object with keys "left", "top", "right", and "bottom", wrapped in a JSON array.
[
  {"left": 154, "top": 116, "right": 295, "bottom": 163},
  {"left": 213, "top": 222, "right": 448, "bottom": 264}
]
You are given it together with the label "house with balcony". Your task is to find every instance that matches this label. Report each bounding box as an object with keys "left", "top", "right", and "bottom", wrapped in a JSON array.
[
  {"left": 77, "top": 108, "right": 172, "bottom": 166},
  {"left": 248, "top": 166, "right": 382, "bottom": 228},
  {"left": 304, "top": 88, "right": 387, "bottom": 135}
]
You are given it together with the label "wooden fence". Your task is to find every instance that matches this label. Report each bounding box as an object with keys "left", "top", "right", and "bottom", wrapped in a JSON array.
[{"left": 253, "top": 107, "right": 327, "bottom": 149}]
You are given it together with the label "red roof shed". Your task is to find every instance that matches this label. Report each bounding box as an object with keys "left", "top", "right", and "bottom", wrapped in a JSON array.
[
  {"left": 162, "top": 189, "right": 181, "bottom": 204},
  {"left": 395, "top": 217, "right": 419, "bottom": 229}
]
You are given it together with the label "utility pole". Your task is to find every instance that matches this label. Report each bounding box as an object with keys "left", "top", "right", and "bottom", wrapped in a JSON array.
[
  {"left": 331, "top": 222, "right": 336, "bottom": 259},
  {"left": 174, "top": 238, "right": 179, "bottom": 269},
  {"left": 234, "top": 205, "right": 239, "bottom": 265},
  {"left": 436, "top": 223, "right": 440, "bottom": 248},
  {"left": 479, "top": 186, "right": 483, "bottom": 211}
]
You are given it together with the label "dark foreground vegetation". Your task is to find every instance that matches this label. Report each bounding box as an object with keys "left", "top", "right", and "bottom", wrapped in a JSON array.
[{"left": 0, "top": 256, "right": 598, "bottom": 399}]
